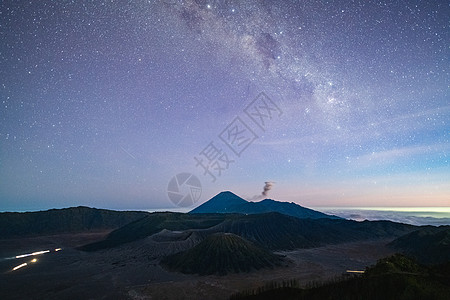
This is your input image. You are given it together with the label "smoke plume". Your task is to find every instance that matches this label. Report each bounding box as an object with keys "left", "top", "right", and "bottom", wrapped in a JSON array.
[
  {"left": 248, "top": 181, "right": 275, "bottom": 201},
  {"left": 262, "top": 181, "right": 274, "bottom": 197}
]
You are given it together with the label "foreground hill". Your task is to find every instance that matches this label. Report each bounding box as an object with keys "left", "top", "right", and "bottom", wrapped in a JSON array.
[
  {"left": 231, "top": 254, "right": 450, "bottom": 300},
  {"left": 389, "top": 226, "right": 450, "bottom": 264},
  {"left": 81, "top": 211, "right": 416, "bottom": 252},
  {"left": 0, "top": 206, "right": 149, "bottom": 238},
  {"left": 161, "top": 233, "right": 283, "bottom": 275},
  {"left": 189, "top": 191, "right": 340, "bottom": 219}
]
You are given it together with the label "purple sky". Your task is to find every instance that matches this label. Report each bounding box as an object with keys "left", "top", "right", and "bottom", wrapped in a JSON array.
[{"left": 1, "top": 0, "right": 448, "bottom": 211}]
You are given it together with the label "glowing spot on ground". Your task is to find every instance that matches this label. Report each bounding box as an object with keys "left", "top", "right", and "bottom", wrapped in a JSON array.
[
  {"left": 13, "top": 263, "right": 27, "bottom": 271},
  {"left": 30, "top": 258, "right": 37, "bottom": 263},
  {"left": 54, "top": 248, "right": 62, "bottom": 252}
]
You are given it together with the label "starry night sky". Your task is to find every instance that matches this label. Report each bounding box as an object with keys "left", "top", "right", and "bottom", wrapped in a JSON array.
[{"left": 1, "top": 0, "right": 448, "bottom": 211}]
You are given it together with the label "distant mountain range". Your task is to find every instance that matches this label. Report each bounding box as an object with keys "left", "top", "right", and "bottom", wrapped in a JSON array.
[
  {"left": 2, "top": 194, "right": 448, "bottom": 280},
  {"left": 78, "top": 208, "right": 421, "bottom": 276},
  {"left": 81, "top": 211, "right": 415, "bottom": 252},
  {"left": 3, "top": 193, "right": 444, "bottom": 278},
  {"left": 0, "top": 191, "right": 344, "bottom": 240},
  {"left": 1, "top": 191, "right": 338, "bottom": 240},
  {"left": 190, "top": 191, "right": 341, "bottom": 219},
  {"left": 206, "top": 212, "right": 415, "bottom": 250},
  {"left": 0, "top": 206, "right": 149, "bottom": 238}
]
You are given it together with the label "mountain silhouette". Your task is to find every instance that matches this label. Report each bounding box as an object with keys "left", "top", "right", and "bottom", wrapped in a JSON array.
[
  {"left": 0, "top": 206, "right": 149, "bottom": 238},
  {"left": 389, "top": 226, "right": 450, "bottom": 264},
  {"left": 190, "top": 191, "right": 340, "bottom": 219},
  {"left": 205, "top": 212, "right": 415, "bottom": 250},
  {"left": 161, "top": 232, "right": 283, "bottom": 275},
  {"left": 81, "top": 211, "right": 415, "bottom": 251}
]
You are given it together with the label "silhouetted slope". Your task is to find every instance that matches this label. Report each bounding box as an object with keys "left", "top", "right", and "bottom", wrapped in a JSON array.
[
  {"left": 189, "top": 191, "right": 247, "bottom": 213},
  {"left": 190, "top": 191, "right": 340, "bottom": 219},
  {"left": 81, "top": 211, "right": 416, "bottom": 252},
  {"left": 80, "top": 212, "right": 227, "bottom": 251},
  {"left": 389, "top": 226, "right": 450, "bottom": 264},
  {"left": 161, "top": 233, "right": 283, "bottom": 275},
  {"left": 231, "top": 254, "right": 450, "bottom": 300},
  {"left": 208, "top": 213, "right": 416, "bottom": 250},
  {"left": 243, "top": 199, "right": 339, "bottom": 219},
  {"left": 0, "top": 206, "right": 148, "bottom": 238}
]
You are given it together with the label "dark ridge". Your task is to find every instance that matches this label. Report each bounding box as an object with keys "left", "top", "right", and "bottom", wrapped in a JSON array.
[
  {"left": 80, "top": 211, "right": 416, "bottom": 252},
  {"left": 160, "top": 233, "right": 284, "bottom": 275},
  {"left": 79, "top": 212, "right": 228, "bottom": 251},
  {"left": 0, "top": 206, "right": 149, "bottom": 238},
  {"left": 206, "top": 212, "right": 416, "bottom": 250},
  {"left": 189, "top": 191, "right": 341, "bottom": 220},
  {"left": 231, "top": 254, "right": 450, "bottom": 300},
  {"left": 389, "top": 226, "right": 450, "bottom": 264}
]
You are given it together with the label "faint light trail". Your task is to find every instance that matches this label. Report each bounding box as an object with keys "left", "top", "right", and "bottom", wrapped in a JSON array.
[
  {"left": 346, "top": 270, "right": 365, "bottom": 274},
  {"left": 7, "top": 248, "right": 61, "bottom": 273},
  {"left": 12, "top": 263, "right": 27, "bottom": 271}
]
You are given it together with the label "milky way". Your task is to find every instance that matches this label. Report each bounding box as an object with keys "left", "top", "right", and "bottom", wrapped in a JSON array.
[{"left": 0, "top": 0, "right": 448, "bottom": 210}]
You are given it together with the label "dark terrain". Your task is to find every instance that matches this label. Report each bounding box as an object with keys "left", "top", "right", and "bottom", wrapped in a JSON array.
[
  {"left": 231, "top": 254, "right": 450, "bottom": 300},
  {"left": 389, "top": 226, "right": 450, "bottom": 264},
  {"left": 0, "top": 206, "right": 149, "bottom": 238},
  {"left": 1, "top": 192, "right": 448, "bottom": 300},
  {"left": 161, "top": 233, "right": 284, "bottom": 275}
]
